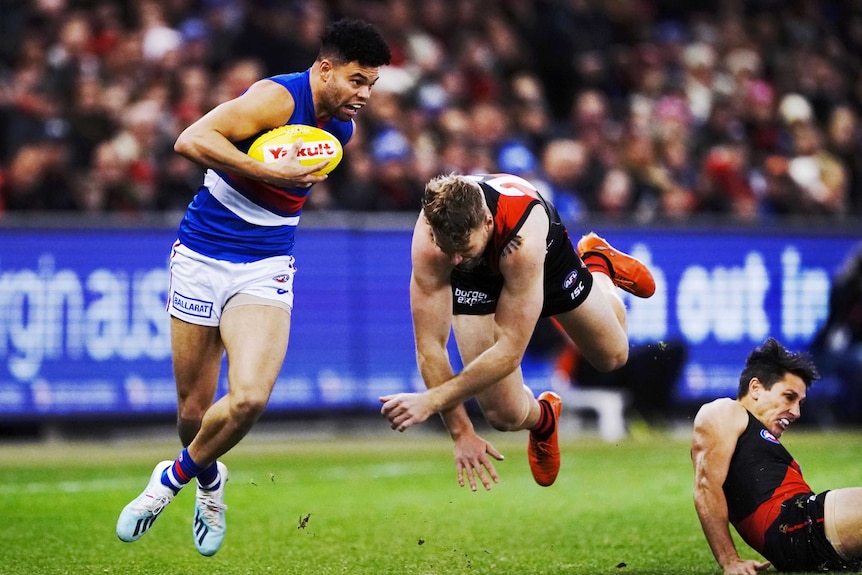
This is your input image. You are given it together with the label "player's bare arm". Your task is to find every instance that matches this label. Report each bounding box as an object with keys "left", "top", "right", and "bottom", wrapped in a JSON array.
[
  {"left": 379, "top": 212, "right": 507, "bottom": 489},
  {"left": 381, "top": 213, "right": 472, "bottom": 429},
  {"left": 425, "top": 205, "right": 546, "bottom": 411},
  {"left": 411, "top": 260, "right": 504, "bottom": 491},
  {"left": 419, "top": 213, "right": 505, "bottom": 489},
  {"left": 411, "top": 215, "right": 473, "bottom": 430},
  {"left": 174, "top": 80, "right": 327, "bottom": 187},
  {"left": 692, "top": 399, "right": 770, "bottom": 575}
]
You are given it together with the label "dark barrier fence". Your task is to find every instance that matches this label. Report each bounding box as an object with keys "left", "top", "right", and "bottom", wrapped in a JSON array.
[{"left": 0, "top": 213, "right": 859, "bottom": 420}]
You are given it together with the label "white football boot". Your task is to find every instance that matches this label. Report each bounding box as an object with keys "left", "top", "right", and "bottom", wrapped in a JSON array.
[
  {"left": 116, "top": 460, "right": 175, "bottom": 542},
  {"left": 193, "top": 461, "right": 228, "bottom": 556}
]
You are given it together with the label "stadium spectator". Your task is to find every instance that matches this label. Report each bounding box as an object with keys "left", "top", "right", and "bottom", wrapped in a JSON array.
[
  {"left": 699, "top": 142, "right": 758, "bottom": 220},
  {"left": 370, "top": 127, "right": 419, "bottom": 210},
  {"left": 692, "top": 337, "right": 862, "bottom": 574},
  {"left": 4, "top": 120, "right": 75, "bottom": 210},
  {"left": 619, "top": 131, "right": 667, "bottom": 221},
  {"left": 537, "top": 138, "right": 592, "bottom": 223},
  {"left": 507, "top": 71, "right": 553, "bottom": 153},
  {"left": 653, "top": 134, "right": 698, "bottom": 220},
  {"left": 741, "top": 80, "right": 784, "bottom": 168},
  {"left": 785, "top": 120, "right": 848, "bottom": 216},
  {"left": 0, "top": 1, "right": 860, "bottom": 224},
  {"left": 594, "top": 167, "right": 635, "bottom": 220},
  {"left": 824, "top": 104, "right": 862, "bottom": 217}
]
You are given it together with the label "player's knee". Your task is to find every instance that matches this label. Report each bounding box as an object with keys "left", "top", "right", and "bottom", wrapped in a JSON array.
[
  {"left": 177, "top": 404, "right": 205, "bottom": 431},
  {"left": 591, "top": 346, "right": 629, "bottom": 372},
  {"left": 485, "top": 416, "right": 518, "bottom": 432},
  {"left": 483, "top": 407, "right": 524, "bottom": 432},
  {"left": 229, "top": 392, "right": 269, "bottom": 423},
  {"left": 177, "top": 413, "right": 203, "bottom": 438}
]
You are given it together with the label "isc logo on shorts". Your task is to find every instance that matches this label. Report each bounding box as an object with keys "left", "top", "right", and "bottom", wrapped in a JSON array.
[
  {"left": 172, "top": 292, "right": 214, "bottom": 318},
  {"left": 563, "top": 270, "right": 585, "bottom": 301}
]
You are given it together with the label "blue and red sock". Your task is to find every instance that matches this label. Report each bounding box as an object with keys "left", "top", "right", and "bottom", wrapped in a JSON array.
[
  {"left": 197, "top": 462, "right": 220, "bottom": 491},
  {"left": 160, "top": 448, "right": 220, "bottom": 493}
]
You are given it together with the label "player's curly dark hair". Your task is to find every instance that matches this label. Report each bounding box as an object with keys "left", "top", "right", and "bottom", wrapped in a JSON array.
[
  {"left": 317, "top": 18, "right": 391, "bottom": 67},
  {"left": 737, "top": 337, "right": 820, "bottom": 398},
  {"left": 421, "top": 174, "right": 485, "bottom": 255}
]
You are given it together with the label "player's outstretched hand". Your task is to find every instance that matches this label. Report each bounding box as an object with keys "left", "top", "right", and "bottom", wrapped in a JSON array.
[
  {"left": 721, "top": 558, "right": 771, "bottom": 575},
  {"left": 453, "top": 433, "right": 504, "bottom": 491},
  {"left": 379, "top": 392, "right": 436, "bottom": 431}
]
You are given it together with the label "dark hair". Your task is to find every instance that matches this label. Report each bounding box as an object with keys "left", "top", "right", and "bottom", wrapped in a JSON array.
[
  {"left": 737, "top": 337, "right": 819, "bottom": 398},
  {"left": 317, "top": 18, "right": 391, "bottom": 67},
  {"left": 422, "top": 174, "right": 485, "bottom": 254}
]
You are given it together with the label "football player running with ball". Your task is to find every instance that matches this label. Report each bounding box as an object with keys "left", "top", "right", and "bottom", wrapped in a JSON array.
[
  {"left": 116, "top": 19, "right": 390, "bottom": 555},
  {"left": 380, "top": 173, "right": 655, "bottom": 490}
]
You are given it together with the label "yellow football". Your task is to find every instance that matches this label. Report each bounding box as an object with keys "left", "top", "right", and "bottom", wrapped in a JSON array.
[{"left": 247, "top": 124, "right": 344, "bottom": 176}]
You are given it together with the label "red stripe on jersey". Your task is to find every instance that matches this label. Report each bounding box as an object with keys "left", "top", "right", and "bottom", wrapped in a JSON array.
[
  {"left": 491, "top": 191, "right": 539, "bottom": 257},
  {"left": 734, "top": 461, "right": 812, "bottom": 553},
  {"left": 223, "top": 172, "right": 308, "bottom": 215}
]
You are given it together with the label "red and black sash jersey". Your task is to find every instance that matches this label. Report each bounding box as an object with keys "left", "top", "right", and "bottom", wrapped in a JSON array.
[
  {"left": 473, "top": 173, "right": 566, "bottom": 275},
  {"left": 724, "top": 410, "right": 813, "bottom": 553}
]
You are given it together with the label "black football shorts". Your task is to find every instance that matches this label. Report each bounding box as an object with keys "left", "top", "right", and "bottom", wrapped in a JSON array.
[
  {"left": 450, "top": 232, "right": 593, "bottom": 318},
  {"left": 764, "top": 491, "right": 861, "bottom": 572}
]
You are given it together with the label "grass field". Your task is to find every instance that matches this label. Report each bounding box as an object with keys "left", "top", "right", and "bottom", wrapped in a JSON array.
[{"left": 1, "top": 424, "right": 859, "bottom": 575}]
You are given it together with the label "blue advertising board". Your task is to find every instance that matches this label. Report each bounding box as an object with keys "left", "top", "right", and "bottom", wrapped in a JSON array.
[
  {"left": 593, "top": 227, "right": 859, "bottom": 403},
  {"left": 0, "top": 222, "right": 858, "bottom": 417}
]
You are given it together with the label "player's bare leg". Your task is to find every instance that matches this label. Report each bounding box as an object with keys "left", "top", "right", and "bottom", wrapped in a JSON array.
[
  {"left": 554, "top": 276, "right": 629, "bottom": 373},
  {"left": 186, "top": 304, "right": 291, "bottom": 466},
  {"left": 453, "top": 314, "right": 540, "bottom": 432},
  {"left": 172, "top": 318, "right": 224, "bottom": 446},
  {"left": 117, "top": 319, "right": 223, "bottom": 544},
  {"left": 118, "top": 305, "right": 290, "bottom": 551},
  {"left": 454, "top": 314, "right": 562, "bottom": 486},
  {"left": 825, "top": 488, "right": 862, "bottom": 561}
]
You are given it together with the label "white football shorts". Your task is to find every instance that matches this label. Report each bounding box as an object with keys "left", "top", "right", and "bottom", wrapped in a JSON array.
[{"left": 167, "top": 241, "right": 296, "bottom": 327}]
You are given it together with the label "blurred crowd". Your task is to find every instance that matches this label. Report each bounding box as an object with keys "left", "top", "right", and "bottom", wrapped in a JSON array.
[{"left": 1, "top": 0, "right": 862, "bottom": 222}]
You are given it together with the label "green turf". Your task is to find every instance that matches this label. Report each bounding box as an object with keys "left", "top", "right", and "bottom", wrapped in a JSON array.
[{"left": 1, "top": 426, "right": 859, "bottom": 574}]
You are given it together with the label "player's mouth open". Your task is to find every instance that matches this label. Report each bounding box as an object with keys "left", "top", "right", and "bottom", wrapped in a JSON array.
[
  {"left": 778, "top": 417, "right": 790, "bottom": 430},
  {"left": 345, "top": 103, "right": 363, "bottom": 114}
]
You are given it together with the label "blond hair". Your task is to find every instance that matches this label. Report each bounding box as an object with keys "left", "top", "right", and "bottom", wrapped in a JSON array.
[{"left": 422, "top": 174, "right": 485, "bottom": 254}]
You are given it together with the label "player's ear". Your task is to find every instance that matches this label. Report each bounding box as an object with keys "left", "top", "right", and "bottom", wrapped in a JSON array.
[
  {"left": 317, "top": 59, "right": 333, "bottom": 80},
  {"left": 749, "top": 377, "right": 761, "bottom": 399}
]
